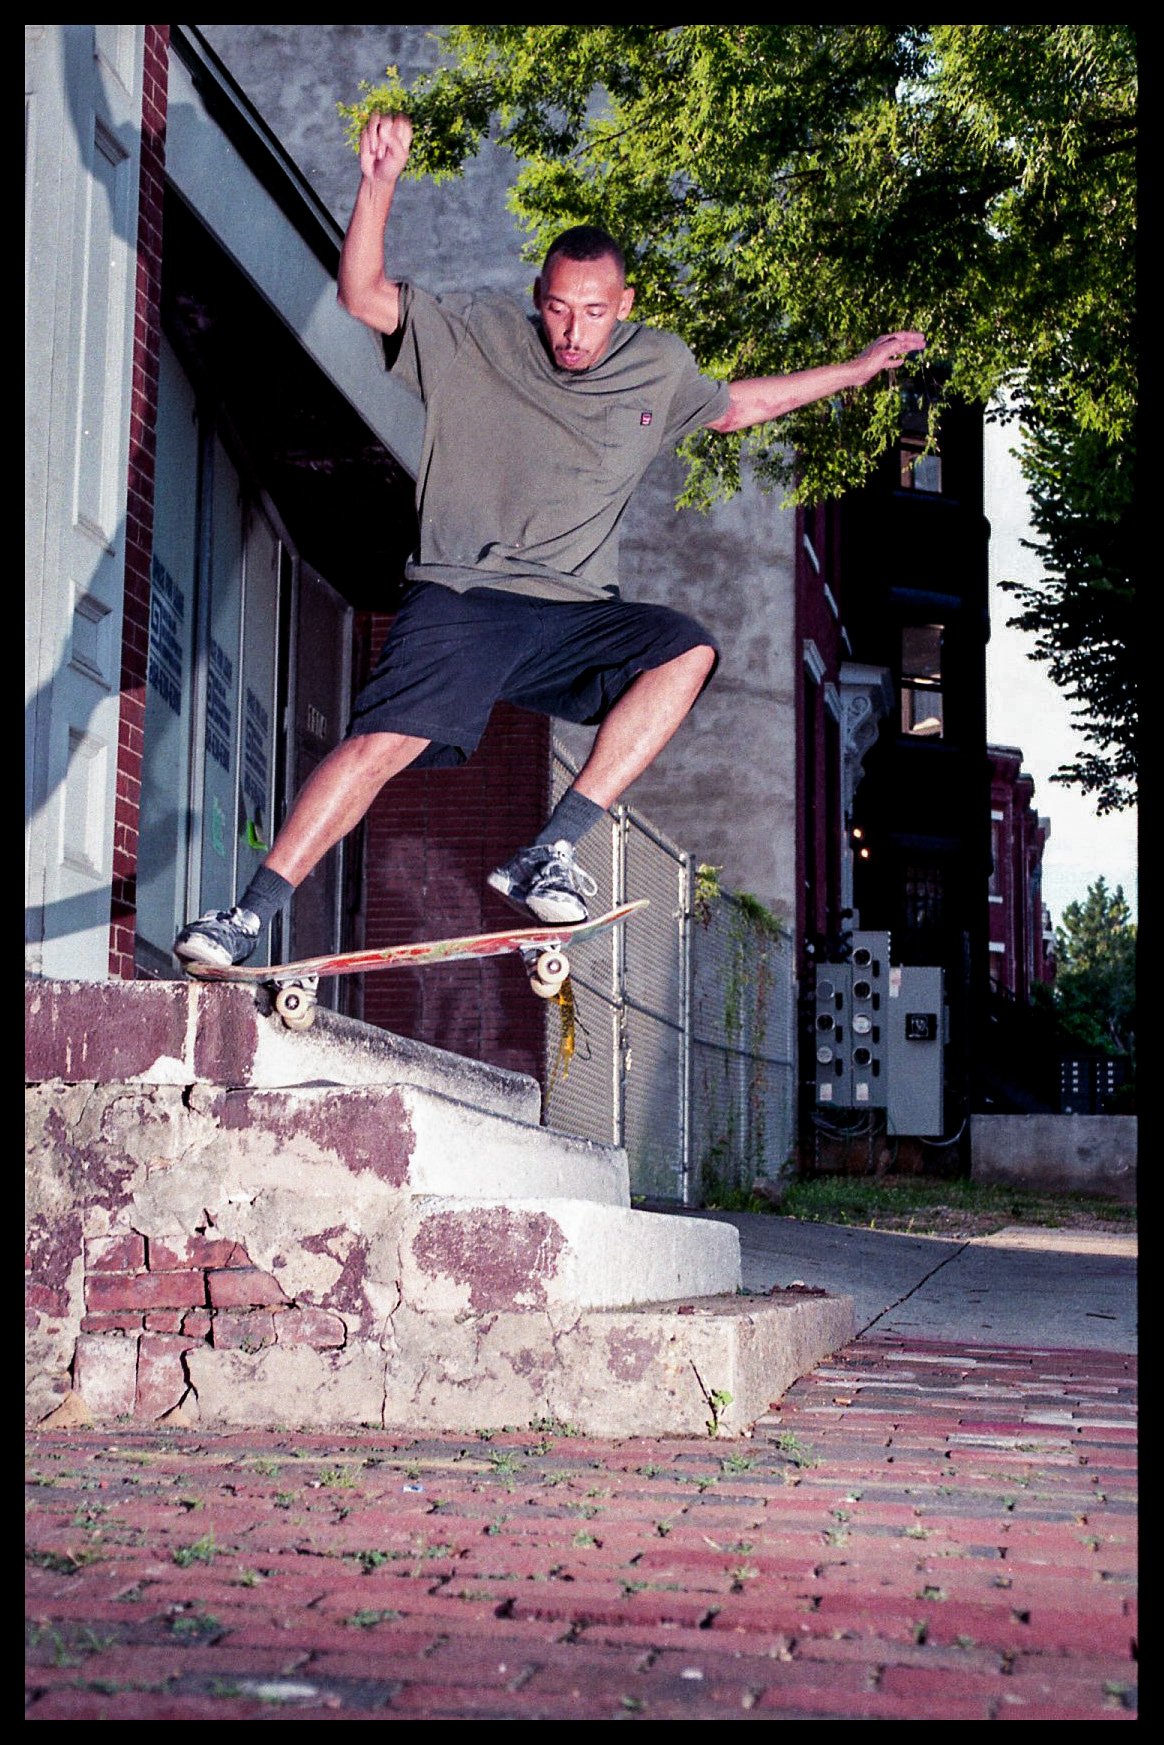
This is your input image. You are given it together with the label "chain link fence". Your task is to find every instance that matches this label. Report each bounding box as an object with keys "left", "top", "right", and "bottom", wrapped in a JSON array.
[{"left": 543, "top": 745, "right": 797, "bottom": 1203}]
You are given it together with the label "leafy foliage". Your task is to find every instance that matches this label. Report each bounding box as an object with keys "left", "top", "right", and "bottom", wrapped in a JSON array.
[
  {"left": 337, "top": 27, "right": 1136, "bottom": 797},
  {"left": 338, "top": 25, "right": 1135, "bottom": 506},
  {"left": 1000, "top": 423, "right": 1135, "bottom": 811},
  {"left": 1049, "top": 877, "right": 1136, "bottom": 1058}
]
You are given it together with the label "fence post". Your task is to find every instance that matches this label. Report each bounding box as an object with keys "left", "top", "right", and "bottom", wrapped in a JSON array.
[
  {"left": 679, "top": 851, "right": 694, "bottom": 1205},
  {"left": 612, "top": 803, "right": 628, "bottom": 1150}
]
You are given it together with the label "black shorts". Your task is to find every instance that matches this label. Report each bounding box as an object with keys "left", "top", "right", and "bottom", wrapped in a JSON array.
[{"left": 347, "top": 584, "right": 719, "bottom": 770}]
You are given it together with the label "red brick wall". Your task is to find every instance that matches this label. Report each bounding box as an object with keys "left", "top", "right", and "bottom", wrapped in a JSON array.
[
  {"left": 356, "top": 612, "right": 552, "bottom": 1083},
  {"left": 109, "top": 24, "right": 169, "bottom": 978},
  {"left": 75, "top": 1233, "right": 345, "bottom": 1422}
]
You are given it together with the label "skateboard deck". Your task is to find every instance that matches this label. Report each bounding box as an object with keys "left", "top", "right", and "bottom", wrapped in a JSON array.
[{"left": 183, "top": 900, "right": 649, "bottom": 1029}]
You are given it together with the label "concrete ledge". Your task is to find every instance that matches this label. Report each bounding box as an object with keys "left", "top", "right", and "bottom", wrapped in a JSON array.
[
  {"left": 398, "top": 1198, "right": 742, "bottom": 1313},
  {"left": 24, "top": 976, "right": 541, "bottom": 1121},
  {"left": 971, "top": 1113, "right": 1137, "bottom": 1203},
  {"left": 185, "top": 1290, "right": 857, "bottom": 1438}
]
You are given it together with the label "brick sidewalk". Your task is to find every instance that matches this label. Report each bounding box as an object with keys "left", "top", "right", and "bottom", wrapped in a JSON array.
[{"left": 25, "top": 1335, "right": 1137, "bottom": 1720}]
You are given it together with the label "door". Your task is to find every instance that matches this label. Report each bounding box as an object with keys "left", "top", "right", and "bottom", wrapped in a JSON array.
[{"left": 25, "top": 26, "right": 144, "bottom": 978}]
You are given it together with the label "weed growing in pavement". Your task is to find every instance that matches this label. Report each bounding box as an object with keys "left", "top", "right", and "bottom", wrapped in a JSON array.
[
  {"left": 172, "top": 1533, "right": 216, "bottom": 1566},
  {"left": 772, "top": 1431, "right": 821, "bottom": 1469},
  {"left": 346, "top": 1608, "right": 404, "bottom": 1628},
  {"left": 719, "top": 1452, "right": 756, "bottom": 1474},
  {"left": 317, "top": 1465, "right": 359, "bottom": 1489},
  {"left": 248, "top": 1458, "right": 282, "bottom": 1477},
  {"left": 352, "top": 1549, "right": 390, "bottom": 1573},
  {"left": 170, "top": 1612, "right": 221, "bottom": 1639},
  {"left": 28, "top": 1547, "right": 103, "bottom": 1574},
  {"left": 28, "top": 1624, "right": 117, "bottom": 1666},
  {"left": 704, "top": 1388, "right": 733, "bottom": 1437},
  {"left": 529, "top": 1415, "right": 580, "bottom": 1438}
]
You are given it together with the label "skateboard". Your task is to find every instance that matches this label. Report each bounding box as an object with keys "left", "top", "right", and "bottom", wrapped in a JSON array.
[{"left": 183, "top": 900, "right": 649, "bottom": 1030}]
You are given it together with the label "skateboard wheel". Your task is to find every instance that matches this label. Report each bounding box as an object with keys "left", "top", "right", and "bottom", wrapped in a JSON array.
[
  {"left": 274, "top": 986, "right": 316, "bottom": 1029},
  {"left": 534, "top": 950, "right": 569, "bottom": 989},
  {"left": 530, "top": 974, "right": 562, "bottom": 999}
]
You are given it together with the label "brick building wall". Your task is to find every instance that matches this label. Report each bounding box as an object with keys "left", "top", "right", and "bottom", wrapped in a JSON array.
[{"left": 109, "top": 23, "right": 168, "bottom": 978}]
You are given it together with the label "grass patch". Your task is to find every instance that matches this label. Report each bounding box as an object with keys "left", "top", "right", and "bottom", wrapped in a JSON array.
[{"left": 777, "top": 1175, "right": 1134, "bottom": 1236}]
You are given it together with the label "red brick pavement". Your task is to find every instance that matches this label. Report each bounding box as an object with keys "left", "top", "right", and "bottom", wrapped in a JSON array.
[{"left": 25, "top": 1336, "right": 1136, "bottom": 1719}]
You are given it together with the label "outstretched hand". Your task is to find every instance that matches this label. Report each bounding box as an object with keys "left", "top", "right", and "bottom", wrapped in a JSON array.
[
  {"left": 851, "top": 331, "right": 927, "bottom": 386},
  {"left": 359, "top": 110, "right": 413, "bottom": 187}
]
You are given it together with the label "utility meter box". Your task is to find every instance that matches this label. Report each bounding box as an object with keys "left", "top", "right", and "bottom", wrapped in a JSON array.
[
  {"left": 813, "top": 964, "right": 851, "bottom": 1108},
  {"left": 813, "top": 931, "right": 891, "bottom": 1110},
  {"left": 886, "top": 965, "right": 945, "bottom": 1136},
  {"left": 847, "top": 931, "right": 889, "bottom": 1110}
]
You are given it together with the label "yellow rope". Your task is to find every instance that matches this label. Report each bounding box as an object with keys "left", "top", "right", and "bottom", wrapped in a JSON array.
[{"left": 549, "top": 976, "right": 587, "bottom": 1091}]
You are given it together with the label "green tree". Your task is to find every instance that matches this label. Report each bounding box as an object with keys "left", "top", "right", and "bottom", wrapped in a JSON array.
[
  {"left": 338, "top": 25, "right": 1135, "bottom": 505},
  {"left": 338, "top": 26, "right": 1136, "bottom": 791},
  {"left": 1051, "top": 878, "right": 1136, "bottom": 1061},
  {"left": 999, "top": 423, "right": 1135, "bottom": 813}
]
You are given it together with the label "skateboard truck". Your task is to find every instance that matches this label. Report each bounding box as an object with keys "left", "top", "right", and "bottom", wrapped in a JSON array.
[{"left": 521, "top": 947, "right": 570, "bottom": 1000}]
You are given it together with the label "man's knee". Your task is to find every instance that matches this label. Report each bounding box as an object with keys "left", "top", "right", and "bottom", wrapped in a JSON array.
[{"left": 336, "top": 730, "right": 431, "bottom": 780}]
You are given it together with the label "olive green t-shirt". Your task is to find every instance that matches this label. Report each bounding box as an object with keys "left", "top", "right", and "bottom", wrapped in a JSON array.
[{"left": 386, "top": 283, "right": 731, "bottom": 603}]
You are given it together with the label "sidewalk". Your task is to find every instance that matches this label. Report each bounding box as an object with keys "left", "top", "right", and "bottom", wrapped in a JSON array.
[{"left": 26, "top": 1222, "right": 1137, "bottom": 1720}]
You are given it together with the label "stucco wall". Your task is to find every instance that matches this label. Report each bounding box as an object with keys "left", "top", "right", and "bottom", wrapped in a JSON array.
[{"left": 970, "top": 1115, "right": 1137, "bottom": 1205}]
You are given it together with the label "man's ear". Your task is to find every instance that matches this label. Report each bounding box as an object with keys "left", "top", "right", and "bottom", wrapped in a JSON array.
[
  {"left": 532, "top": 276, "right": 543, "bottom": 310},
  {"left": 619, "top": 285, "right": 635, "bottom": 320}
]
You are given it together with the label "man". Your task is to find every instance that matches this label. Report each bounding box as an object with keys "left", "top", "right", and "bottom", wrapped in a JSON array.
[{"left": 174, "top": 112, "right": 924, "bottom": 968}]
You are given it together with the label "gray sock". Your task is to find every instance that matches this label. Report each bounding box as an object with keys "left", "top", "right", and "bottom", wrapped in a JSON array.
[
  {"left": 534, "top": 787, "right": 607, "bottom": 849},
  {"left": 239, "top": 866, "right": 295, "bottom": 929}
]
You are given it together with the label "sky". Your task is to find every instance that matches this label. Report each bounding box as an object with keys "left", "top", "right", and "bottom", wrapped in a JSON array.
[{"left": 983, "top": 420, "right": 1137, "bottom": 927}]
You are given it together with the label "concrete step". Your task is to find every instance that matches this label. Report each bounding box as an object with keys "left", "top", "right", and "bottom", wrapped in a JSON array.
[
  {"left": 396, "top": 1196, "right": 741, "bottom": 1314},
  {"left": 25, "top": 978, "right": 542, "bottom": 1122},
  {"left": 27, "top": 974, "right": 857, "bottom": 1438},
  {"left": 186, "top": 1287, "right": 857, "bottom": 1439},
  {"left": 169, "top": 1082, "right": 630, "bottom": 1207}
]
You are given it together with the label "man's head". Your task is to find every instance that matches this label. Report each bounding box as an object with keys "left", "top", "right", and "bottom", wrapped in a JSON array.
[{"left": 534, "top": 226, "right": 634, "bottom": 372}]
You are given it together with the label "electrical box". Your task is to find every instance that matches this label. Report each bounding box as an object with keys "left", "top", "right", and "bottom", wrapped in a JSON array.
[
  {"left": 886, "top": 965, "right": 945, "bottom": 1135},
  {"left": 847, "top": 931, "right": 889, "bottom": 1110},
  {"left": 813, "top": 931, "right": 891, "bottom": 1110},
  {"left": 814, "top": 964, "right": 851, "bottom": 1108}
]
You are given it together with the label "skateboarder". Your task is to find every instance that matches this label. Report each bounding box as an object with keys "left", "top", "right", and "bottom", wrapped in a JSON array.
[{"left": 175, "top": 110, "right": 924, "bottom": 969}]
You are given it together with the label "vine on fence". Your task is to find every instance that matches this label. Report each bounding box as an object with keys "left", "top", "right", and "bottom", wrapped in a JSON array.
[{"left": 694, "top": 868, "right": 791, "bottom": 1201}]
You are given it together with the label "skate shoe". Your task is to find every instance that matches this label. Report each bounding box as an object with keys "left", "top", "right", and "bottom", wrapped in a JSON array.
[
  {"left": 173, "top": 906, "right": 261, "bottom": 968},
  {"left": 487, "top": 839, "right": 598, "bottom": 925}
]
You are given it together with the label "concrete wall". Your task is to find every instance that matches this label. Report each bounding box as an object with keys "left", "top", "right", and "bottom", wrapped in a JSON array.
[
  {"left": 970, "top": 1115, "right": 1137, "bottom": 1205},
  {"left": 200, "top": 24, "right": 800, "bottom": 911}
]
